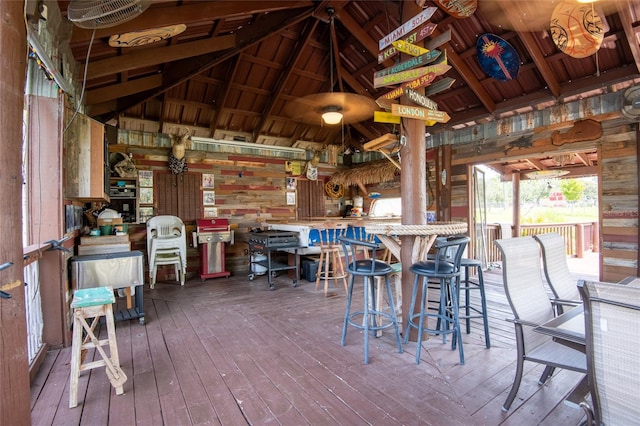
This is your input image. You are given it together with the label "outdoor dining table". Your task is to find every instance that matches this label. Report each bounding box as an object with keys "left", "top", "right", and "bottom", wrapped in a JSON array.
[{"left": 533, "top": 275, "right": 640, "bottom": 350}]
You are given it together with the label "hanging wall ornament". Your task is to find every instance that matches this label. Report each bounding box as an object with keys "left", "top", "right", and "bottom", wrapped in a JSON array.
[
  {"left": 476, "top": 33, "right": 520, "bottom": 81},
  {"left": 550, "top": 1, "right": 604, "bottom": 59},
  {"left": 436, "top": 0, "right": 477, "bottom": 18}
]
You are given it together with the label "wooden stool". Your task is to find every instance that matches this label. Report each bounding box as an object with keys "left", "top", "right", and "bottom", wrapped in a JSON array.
[
  {"left": 69, "top": 286, "right": 127, "bottom": 408},
  {"left": 314, "top": 222, "right": 349, "bottom": 296}
]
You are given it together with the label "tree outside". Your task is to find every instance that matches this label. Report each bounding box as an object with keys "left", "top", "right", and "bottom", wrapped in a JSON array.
[{"left": 484, "top": 168, "right": 597, "bottom": 224}]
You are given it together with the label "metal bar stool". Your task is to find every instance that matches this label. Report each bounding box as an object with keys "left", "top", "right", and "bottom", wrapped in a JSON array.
[
  {"left": 69, "top": 286, "right": 127, "bottom": 408},
  {"left": 404, "top": 236, "right": 470, "bottom": 365},
  {"left": 339, "top": 236, "right": 403, "bottom": 364},
  {"left": 458, "top": 258, "right": 490, "bottom": 348}
]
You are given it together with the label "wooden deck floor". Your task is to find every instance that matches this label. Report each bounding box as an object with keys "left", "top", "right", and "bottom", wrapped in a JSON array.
[{"left": 30, "top": 258, "right": 598, "bottom": 425}]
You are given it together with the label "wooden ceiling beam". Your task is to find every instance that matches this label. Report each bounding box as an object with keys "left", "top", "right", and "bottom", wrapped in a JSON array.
[
  {"left": 107, "top": 7, "right": 316, "bottom": 121},
  {"left": 498, "top": 3, "right": 561, "bottom": 98},
  {"left": 70, "top": 1, "right": 314, "bottom": 42},
  {"left": 86, "top": 35, "right": 236, "bottom": 80},
  {"left": 334, "top": 9, "right": 395, "bottom": 68},
  {"left": 617, "top": 0, "right": 640, "bottom": 74},
  {"left": 575, "top": 152, "right": 591, "bottom": 166},
  {"left": 85, "top": 74, "right": 163, "bottom": 105},
  {"left": 165, "top": 97, "right": 216, "bottom": 112},
  {"left": 252, "top": 18, "right": 320, "bottom": 141},
  {"left": 210, "top": 55, "right": 240, "bottom": 134}
]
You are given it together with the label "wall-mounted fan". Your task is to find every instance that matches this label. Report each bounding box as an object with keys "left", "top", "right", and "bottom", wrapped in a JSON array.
[
  {"left": 67, "top": 0, "right": 152, "bottom": 29},
  {"left": 622, "top": 85, "right": 640, "bottom": 121}
]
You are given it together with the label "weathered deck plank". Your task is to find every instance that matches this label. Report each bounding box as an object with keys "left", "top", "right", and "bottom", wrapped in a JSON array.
[{"left": 30, "top": 259, "right": 596, "bottom": 425}]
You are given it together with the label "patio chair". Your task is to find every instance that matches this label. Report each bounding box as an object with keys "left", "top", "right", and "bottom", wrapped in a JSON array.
[
  {"left": 146, "top": 215, "right": 187, "bottom": 288},
  {"left": 534, "top": 233, "right": 581, "bottom": 314},
  {"left": 578, "top": 279, "right": 640, "bottom": 425},
  {"left": 494, "top": 237, "right": 586, "bottom": 411}
]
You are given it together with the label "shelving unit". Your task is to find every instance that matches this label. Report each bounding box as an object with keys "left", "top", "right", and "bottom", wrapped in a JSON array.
[{"left": 108, "top": 177, "right": 138, "bottom": 223}]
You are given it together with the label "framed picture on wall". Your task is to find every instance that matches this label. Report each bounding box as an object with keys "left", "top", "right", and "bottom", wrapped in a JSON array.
[
  {"left": 286, "top": 191, "right": 296, "bottom": 205},
  {"left": 138, "top": 170, "right": 153, "bottom": 187},
  {"left": 139, "top": 207, "right": 153, "bottom": 223},
  {"left": 203, "top": 191, "right": 216, "bottom": 206},
  {"left": 202, "top": 173, "right": 214, "bottom": 189},
  {"left": 286, "top": 177, "right": 296, "bottom": 190},
  {"left": 204, "top": 207, "right": 218, "bottom": 218},
  {"left": 139, "top": 187, "right": 153, "bottom": 205}
]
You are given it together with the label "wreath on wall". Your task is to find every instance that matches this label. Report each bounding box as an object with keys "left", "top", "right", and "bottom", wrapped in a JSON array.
[{"left": 324, "top": 181, "right": 344, "bottom": 199}]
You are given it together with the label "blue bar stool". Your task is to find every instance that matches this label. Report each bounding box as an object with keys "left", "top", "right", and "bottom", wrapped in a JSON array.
[
  {"left": 404, "top": 236, "right": 469, "bottom": 365},
  {"left": 339, "top": 236, "right": 403, "bottom": 364},
  {"left": 459, "top": 258, "right": 491, "bottom": 348}
]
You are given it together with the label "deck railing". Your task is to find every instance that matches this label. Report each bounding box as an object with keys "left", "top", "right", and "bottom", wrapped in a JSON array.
[{"left": 486, "top": 222, "right": 598, "bottom": 264}]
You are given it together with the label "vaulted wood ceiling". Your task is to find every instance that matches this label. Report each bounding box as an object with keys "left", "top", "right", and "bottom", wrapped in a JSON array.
[{"left": 55, "top": 0, "right": 640, "bottom": 160}]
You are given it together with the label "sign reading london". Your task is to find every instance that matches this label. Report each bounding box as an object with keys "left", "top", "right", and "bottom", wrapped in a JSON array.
[
  {"left": 391, "top": 103, "right": 450, "bottom": 123},
  {"left": 378, "top": 7, "right": 437, "bottom": 50}
]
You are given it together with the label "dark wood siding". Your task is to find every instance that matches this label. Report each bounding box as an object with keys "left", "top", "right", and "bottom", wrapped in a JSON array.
[
  {"left": 297, "top": 179, "right": 325, "bottom": 218},
  {"left": 155, "top": 172, "right": 201, "bottom": 221}
]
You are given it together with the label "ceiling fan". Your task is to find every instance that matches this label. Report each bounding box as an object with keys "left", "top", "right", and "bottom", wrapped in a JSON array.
[
  {"left": 67, "top": 0, "right": 152, "bottom": 29},
  {"left": 284, "top": 8, "right": 378, "bottom": 126}
]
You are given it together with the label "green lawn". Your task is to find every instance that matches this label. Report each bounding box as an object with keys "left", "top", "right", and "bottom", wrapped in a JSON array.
[{"left": 486, "top": 205, "right": 598, "bottom": 224}]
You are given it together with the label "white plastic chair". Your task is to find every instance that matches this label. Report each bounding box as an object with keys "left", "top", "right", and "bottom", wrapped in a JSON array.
[{"left": 146, "top": 215, "right": 187, "bottom": 288}]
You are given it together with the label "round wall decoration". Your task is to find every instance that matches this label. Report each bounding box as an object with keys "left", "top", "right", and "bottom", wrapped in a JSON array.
[
  {"left": 109, "top": 24, "right": 187, "bottom": 48},
  {"left": 550, "top": 1, "right": 604, "bottom": 59},
  {"left": 436, "top": 0, "right": 477, "bottom": 18},
  {"left": 476, "top": 33, "right": 520, "bottom": 81}
]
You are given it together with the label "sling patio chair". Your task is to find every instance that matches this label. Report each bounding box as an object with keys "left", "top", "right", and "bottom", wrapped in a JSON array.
[
  {"left": 534, "top": 232, "right": 581, "bottom": 314},
  {"left": 578, "top": 279, "right": 640, "bottom": 426},
  {"left": 494, "top": 237, "right": 586, "bottom": 411}
]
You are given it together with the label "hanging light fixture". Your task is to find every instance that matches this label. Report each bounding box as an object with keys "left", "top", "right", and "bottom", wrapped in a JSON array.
[
  {"left": 321, "top": 13, "right": 343, "bottom": 126},
  {"left": 322, "top": 106, "right": 343, "bottom": 125},
  {"left": 284, "top": 8, "right": 377, "bottom": 126}
]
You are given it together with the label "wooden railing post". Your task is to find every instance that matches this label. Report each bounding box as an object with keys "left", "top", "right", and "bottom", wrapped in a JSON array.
[
  {"left": 575, "top": 223, "right": 585, "bottom": 258},
  {"left": 591, "top": 221, "right": 599, "bottom": 252}
]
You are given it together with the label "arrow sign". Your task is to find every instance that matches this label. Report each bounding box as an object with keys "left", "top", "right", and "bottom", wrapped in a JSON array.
[
  {"left": 425, "top": 28, "right": 452, "bottom": 50},
  {"left": 374, "top": 63, "right": 450, "bottom": 88},
  {"left": 392, "top": 40, "right": 429, "bottom": 57},
  {"left": 374, "top": 110, "right": 437, "bottom": 126},
  {"left": 378, "top": 22, "right": 437, "bottom": 63},
  {"left": 391, "top": 103, "right": 450, "bottom": 123},
  {"left": 424, "top": 77, "right": 456, "bottom": 96},
  {"left": 378, "top": 7, "right": 437, "bottom": 50},
  {"left": 405, "top": 88, "right": 439, "bottom": 110},
  {"left": 374, "top": 49, "right": 441, "bottom": 79},
  {"left": 376, "top": 72, "right": 442, "bottom": 107}
]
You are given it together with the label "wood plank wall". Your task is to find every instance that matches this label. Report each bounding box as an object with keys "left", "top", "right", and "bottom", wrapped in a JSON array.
[
  {"left": 108, "top": 139, "right": 341, "bottom": 278},
  {"left": 600, "top": 125, "right": 639, "bottom": 282},
  {"left": 450, "top": 116, "right": 639, "bottom": 282}
]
